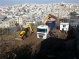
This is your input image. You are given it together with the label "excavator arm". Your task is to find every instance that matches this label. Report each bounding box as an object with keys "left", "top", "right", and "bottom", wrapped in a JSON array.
[
  {"left": 43, "top": 14, "right": 57, "bottom": 25},
  {"left": 43, "top": 16, "right": 49, "bottom": 25}
]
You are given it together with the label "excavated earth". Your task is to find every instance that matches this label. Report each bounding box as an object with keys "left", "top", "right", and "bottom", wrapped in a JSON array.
[{"left": 0, "top": 28, "right": 68, "bottom": 59}]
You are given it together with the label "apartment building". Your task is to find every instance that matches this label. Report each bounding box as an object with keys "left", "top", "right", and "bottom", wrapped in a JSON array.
[
  {"left": 0, "top": 3, "right": 79, "bottom": 26},
  {"left": 2, "top": 18, "right": 16, "bottom": 28},
  {"left": 15, "top": 16, "right": 26, "bottom": 25},
  {"left": 0, "top": 16, "right": 16, "bottom": 28}
]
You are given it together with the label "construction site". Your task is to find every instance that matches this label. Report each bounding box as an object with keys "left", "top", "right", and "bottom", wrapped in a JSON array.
[{"left": 0, "top": 14, "right": 79, "bottom": 59}]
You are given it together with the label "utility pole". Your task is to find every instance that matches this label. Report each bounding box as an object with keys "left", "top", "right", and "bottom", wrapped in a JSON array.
[
  {"left": 56, "top": 8, "right": 60, "bottom": 22},
  {"left": 58, "top": 10, "right": 59, "bottom": 22}
]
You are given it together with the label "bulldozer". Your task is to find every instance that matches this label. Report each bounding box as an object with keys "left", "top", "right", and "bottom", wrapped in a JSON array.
[{"left": 17, "top": 23, "right": 34, "bottom": 40}]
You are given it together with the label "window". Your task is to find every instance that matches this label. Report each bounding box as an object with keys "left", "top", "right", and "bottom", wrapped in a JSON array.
[
  {"left": 63, "top": 25, "right": 66, "bottom": 27},
  {"left": 37, "top": 28, "right": 47, "bottom": 32},
  {"left": 7, "top": 26, "right": 8, "bottom": 27},
  {"left": 6, "top": 23, "right": 8, "bottom": 24}
]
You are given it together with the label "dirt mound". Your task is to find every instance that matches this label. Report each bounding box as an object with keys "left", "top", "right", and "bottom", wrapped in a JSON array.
[{"left": 0, "top": 28, "right": 69, "bottom": 59}]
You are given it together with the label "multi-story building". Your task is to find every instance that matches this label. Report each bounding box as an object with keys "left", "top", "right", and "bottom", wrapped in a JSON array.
[
  {"left": 15, "top": 16, "right": 26, "bottom": 25},
  {"left": 2, "top": 18, "right": 16, "bottom": 28},
  {"left": 0, "top": 3, "right": 79, "bottom": 25},
  {"left": 0, "top": 16, "right": 16, "bottom": 28}
]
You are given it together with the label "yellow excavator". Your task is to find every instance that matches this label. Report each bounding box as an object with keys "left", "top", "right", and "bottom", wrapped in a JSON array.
[{"left": 18, "top": 23, "right": 34, "bottom": 40}]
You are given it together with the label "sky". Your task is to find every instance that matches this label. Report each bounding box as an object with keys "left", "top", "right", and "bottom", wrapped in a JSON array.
[{"left": 0, "top": 0, "right": 79, "bottom": 6}]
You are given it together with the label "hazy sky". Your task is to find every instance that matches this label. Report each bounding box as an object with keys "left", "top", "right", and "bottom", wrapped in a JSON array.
[{"left": 0, "top": 0, "right": 79, "bottom": 6}]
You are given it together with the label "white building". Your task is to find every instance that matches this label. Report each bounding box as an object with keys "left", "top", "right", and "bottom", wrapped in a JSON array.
[
  {"left": 60, "top": 23, "right": 69, "bottom": 32},
  {"left": 0, "top": 16, "right": 16, "bottom": 28},
  {"left": 15, "top": 16, "right": 26, "bottom": 25},
  {"left": 2, "top": 18, "right": 16, "bottom": 28}
]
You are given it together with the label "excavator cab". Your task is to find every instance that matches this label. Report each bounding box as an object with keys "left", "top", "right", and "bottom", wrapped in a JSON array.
[{"left": 19, "top": 30, "right": 26, "bottom": 39}]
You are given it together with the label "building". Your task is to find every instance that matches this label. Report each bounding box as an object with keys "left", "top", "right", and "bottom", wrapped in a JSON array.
[
  {"left": 60, "top": 23, "right": 69, "bottom": 32},
  {"left": 15, "top": 16, "right": 26, "bottom": 26},
  {"left": 2, "top": 18, "right": 16, "bottom": 28},
  {"left": 0, "top": 16, "right": 16, "bottom": 28},
  {"left": 0, "top": 21, "right": 2, "bottom": 28}
]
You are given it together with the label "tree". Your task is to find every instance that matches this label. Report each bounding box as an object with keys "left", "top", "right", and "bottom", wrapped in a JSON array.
[
  {"left": 0, "top": 28, "right": 4, "bottom": 35},
  {"left": 69, "top": 11, "right": 78, "bottom": 19},
  {"left": 15, "top": 23, "right": 20, "bottom": 31},
  {"left": 15, "top": 22, "right": 19, "bottom": 26}
]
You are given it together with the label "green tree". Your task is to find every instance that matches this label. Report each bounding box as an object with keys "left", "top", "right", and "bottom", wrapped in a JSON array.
[{"left": 69, "top": 11, "right": 78, "bottom": 19}]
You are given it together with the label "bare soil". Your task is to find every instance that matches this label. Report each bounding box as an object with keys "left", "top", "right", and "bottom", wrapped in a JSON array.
[{"left": 0, "top": 28, "right": 68, "bottom": 59}]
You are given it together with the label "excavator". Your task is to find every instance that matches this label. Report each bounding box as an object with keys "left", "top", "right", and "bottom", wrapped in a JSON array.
[{"left": 18, "top": 23, "right": 34, "bottom": 40}]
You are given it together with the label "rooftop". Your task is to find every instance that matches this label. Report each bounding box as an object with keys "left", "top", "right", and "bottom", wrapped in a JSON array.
[{"left": 0, "top": 21, "right": 2, "bottom": 24}]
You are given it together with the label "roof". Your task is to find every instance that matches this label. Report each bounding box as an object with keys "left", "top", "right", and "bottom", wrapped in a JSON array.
[
  {"left": 3, "top": 18, "right": 11, "bottom": 21},
  {"left": 0, "top": 16, "right": 7, "bottom": 19},
  {"left": 2, "top": 17, "right": 14, "bottom": 22},
  {"left": 0, "top": 19, "right": 3, "bottom": 21},
  {"left": 0, "top": 21, "right": 2, "bottom": 24},
  {"left": 37, "top": 25, "right": 48, "bottom": 29},
  {"left": 60, "top": 23, "right": 69, "bottom": 25}
]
